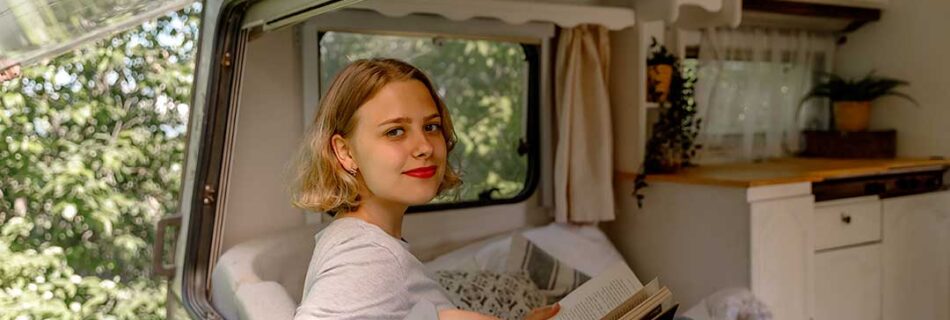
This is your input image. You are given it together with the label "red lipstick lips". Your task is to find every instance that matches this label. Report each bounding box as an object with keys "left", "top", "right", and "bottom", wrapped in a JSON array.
[{"left": 403, "top": 166, "right": 437, "bottom": 178}]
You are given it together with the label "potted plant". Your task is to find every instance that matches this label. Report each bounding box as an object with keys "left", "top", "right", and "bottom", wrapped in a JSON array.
[
  {"left": 647, "top": 38, "right": 676, "bottom": 103},
  {"left": 801, "top": 72, "right": 917, "bottom": 132},
  {"left": 634, "top": 43, "right": 702, "bottom": 207}
]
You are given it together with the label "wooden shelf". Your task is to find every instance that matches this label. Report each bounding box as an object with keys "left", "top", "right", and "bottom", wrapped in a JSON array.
[
  {"left": 615, "top": 170, "right": 640, "bottom": 181},
  {"left": 615, "top": 158, "right": 950, "bottom": 187},
  {"left": 351, "top": 0, "right": 637, "bottom": 30},
  {"left": 742, "top": 0, "right": 881, "bottom": 32},
  {"left": 634, "top": 0, "right": 740, "bottom": 28}
]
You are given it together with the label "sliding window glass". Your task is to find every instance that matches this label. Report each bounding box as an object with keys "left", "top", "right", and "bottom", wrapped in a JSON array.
[{"left": 318, "top": 31, "right": 536, "bottom": 210}]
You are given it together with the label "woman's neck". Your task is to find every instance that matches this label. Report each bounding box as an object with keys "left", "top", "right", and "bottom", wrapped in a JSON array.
[{"left": 339, "top": 196, "right": 407, "bottom": 239}]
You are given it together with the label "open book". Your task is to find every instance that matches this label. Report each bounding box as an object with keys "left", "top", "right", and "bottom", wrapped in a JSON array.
[{"left": 553, "top": 262, "right": 678, "bottom": 320}]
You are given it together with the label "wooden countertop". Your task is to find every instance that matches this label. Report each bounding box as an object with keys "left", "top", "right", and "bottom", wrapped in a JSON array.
[{"left": 617, "top": 158, "right": 950, "bottom": 188}]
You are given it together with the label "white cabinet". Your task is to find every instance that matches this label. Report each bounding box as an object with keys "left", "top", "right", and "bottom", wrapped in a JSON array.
[
  {"left": 606, "top": 181, "right": 948, "bottom": 320},
  {"left": 812, "top": 191, "right": 950, "bottom": 320},
  {"left": 814, "top": 243, "right": 883, "bottom": 320},
  {"left": 813, "top": 196, "right": 882, "bottom": 250},
  {"left": 605, "top": 182, "right": 814, "bottom": 320},
  {"left": 812, "top": 196, "right": 883, "bottom": 320},
  {"left": 751, "top": 196, "right": 814, "bottom": 320},
  {"left": 882, "top": 191, "right": 950, "bottom": 320}
]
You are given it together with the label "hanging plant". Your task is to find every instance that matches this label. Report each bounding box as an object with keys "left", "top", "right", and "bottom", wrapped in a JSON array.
[
  {"left": 633, "top": 39, "right": 703, "bottom": 208},
  {"left": 646, "top": 38, "right": 677, "bottom": 103}
]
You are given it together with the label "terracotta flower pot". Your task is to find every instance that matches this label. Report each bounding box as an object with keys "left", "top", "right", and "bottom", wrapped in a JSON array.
[
  {"left": 657, "top": 148, "right": 683, "bottom": 173},
  {"left": 648, "top": 64, "right": 673, "bottom": 102},
  {"left": 834, "top": 101, "right": 872, "bottom": 132}
]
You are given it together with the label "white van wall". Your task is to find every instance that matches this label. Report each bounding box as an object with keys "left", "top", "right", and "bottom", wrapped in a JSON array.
[
  {"left": 219, "top": 25, "right": 552, "bottom": 260},
  {"left": 220, "top": 27, "right": 306, "bottom": 252},
  {"left": 835, "top": 0, "right": 950, "bottom": 158}
]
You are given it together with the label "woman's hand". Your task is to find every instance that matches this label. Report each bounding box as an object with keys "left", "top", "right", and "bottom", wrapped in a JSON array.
[
  {"left": 525, "top": 303, "right": 560, "bottom": 320},
  {"left": 0, "top": 62, "right": 20, "bottom": 82},
  {"left": 438, "top": 309, "right": 500, "bottom": 320},
  {"left": 436, "top": 304, "right": 560, "bottom": 320}
]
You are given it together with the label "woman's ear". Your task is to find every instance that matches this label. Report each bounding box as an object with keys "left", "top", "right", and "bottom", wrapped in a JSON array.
[{"left": 330, "top": 134, "right": 358, "bottom": 173}]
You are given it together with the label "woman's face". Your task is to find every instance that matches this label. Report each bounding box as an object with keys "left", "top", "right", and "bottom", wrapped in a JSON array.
[{"left": 342, "top": 80, "right": 447, "bottom": 206}]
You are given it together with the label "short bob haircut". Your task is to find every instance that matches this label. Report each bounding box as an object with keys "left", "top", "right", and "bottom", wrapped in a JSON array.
[{"left": 292, "top": 58, "right": 461, "bottom": 215}]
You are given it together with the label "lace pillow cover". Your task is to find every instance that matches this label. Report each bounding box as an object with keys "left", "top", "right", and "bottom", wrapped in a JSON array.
[{"left": 434, "top": 270, "right": 545, "bottom": 320}]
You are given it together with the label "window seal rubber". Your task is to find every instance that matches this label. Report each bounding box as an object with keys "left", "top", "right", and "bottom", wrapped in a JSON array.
[
  {"left": 407, "top": 43, "right": 542, "bottom": 214},
  {"left": 180, "top": 1, "right": 248, "bottom": 319}
]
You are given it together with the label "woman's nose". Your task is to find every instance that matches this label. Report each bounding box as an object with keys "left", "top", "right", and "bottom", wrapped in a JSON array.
[{"left": 412, "top": 132, "right": 434, "bottom": 159}]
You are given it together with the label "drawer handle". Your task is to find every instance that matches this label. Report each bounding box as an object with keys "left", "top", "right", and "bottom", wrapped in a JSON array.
[{"left": 841, "top": 213, "right": 852, "bottom": 224}]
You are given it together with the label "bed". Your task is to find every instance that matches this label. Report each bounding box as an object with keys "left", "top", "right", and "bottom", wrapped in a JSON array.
[{"left": 211, "top": 221, "right": 627, "bottom": 320}]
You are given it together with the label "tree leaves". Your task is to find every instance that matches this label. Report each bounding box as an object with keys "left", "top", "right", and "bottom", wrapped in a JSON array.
[{"left": 0, "top": 3, "right": 201, "bottom": 319}]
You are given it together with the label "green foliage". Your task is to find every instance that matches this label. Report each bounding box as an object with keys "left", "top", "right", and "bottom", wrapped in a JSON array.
[
  {"left": 0, "top": 218, "right": 165, "bottom": 319},
  {"left": 0, "top": 3, "right": 201, "bottom": 318},
  {"left": 319, "top": 32, "right": 529, "bottom": 202},
  {"left": 646, "top": 38, "right": 676, "bottom": 66},
  {"left": 802, "top": 71, "right": 918, "bottom": 104},
  {"left": 634, "top": 43, "right": 702, "bottom": 208}
]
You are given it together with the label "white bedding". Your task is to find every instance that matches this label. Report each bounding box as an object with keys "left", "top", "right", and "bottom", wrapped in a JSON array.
[
  {"left": 423, "top": 222, "right": 624, "bottom": 277},
  {"left": 213, "top": 222, "right": 626, "bottom": 320}
]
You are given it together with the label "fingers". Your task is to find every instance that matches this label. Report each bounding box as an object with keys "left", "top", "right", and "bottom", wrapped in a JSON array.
[
  {"left": 526, "top": 303, "right": 560, "bottom": 320},
  {"left": 548, "top": 303, "right": 560, "bottom": 315},
  {"left": 0, "top": 64, "right": 21, "bottom": 82},
  {"left": 438, "top": 308, "right": 501, "bottom": 320}
]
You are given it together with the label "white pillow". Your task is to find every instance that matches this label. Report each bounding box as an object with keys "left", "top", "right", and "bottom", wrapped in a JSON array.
[
  {"left": 424, "top": 223, "right": 624, "bottom": 278},
  {"left": 506, "top": 233, "right": 591, "bottom": 302},
  {"left": 521, "top": 223, "right": 624, "bottom": 277},
  {"left": 424, "top": 232, "right": 513, "bottom": 273},
  {"left": 235, "top": 281, "right": 297, "bottom": 320}
]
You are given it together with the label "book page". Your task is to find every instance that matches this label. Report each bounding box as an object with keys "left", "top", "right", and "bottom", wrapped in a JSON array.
[
  {"left": 602, "top": 280, "right": 660, "bottom": 320},
  {"left": 553, "top": 261, "right": 644, "bottom": 320},
  {"left": 619, "top": 287, "right": 672, "bottom": 320}
]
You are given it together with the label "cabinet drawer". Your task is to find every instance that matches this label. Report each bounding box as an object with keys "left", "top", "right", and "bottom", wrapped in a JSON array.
[{"left": 814, "top": 196, "right": 881, "bottom": 250}]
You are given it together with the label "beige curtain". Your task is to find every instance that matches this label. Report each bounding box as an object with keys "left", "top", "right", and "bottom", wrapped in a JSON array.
[{"left": 554, "top": 25, "right": 614, "bottom": 223}]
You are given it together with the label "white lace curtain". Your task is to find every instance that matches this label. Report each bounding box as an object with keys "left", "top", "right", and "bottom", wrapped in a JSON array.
[{"left": 694, "top": 27, "right": 835, "bottom": 163}]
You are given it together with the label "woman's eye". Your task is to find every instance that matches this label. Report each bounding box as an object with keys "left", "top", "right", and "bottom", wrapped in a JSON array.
[
  {"left": 424, "top": 123, "right": 442, "bottom": 132},
  {"left": 386, "top": 128, "right": 405, "bottom": 137}
]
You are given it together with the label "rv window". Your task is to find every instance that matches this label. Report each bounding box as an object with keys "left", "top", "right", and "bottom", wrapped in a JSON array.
[
  {"left": 694, "top": 56, "right": 826, "bottom": 135},
  {"left": 317, "top": 31, "right": 538, "bottom": 211}
]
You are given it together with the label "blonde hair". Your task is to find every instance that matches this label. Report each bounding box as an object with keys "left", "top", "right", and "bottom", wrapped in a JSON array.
[{"left": 292, "top": 58, "right": 461, "bottom": 215}]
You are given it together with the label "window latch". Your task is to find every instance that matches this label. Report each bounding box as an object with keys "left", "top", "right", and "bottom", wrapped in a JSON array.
[{"left": 517, "top": 138, "right": 529, "bottom": 156}]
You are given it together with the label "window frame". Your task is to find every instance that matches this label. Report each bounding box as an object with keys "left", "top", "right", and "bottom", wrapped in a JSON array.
[
  {"left": 300, "top": 10, "right": 552, "bottom": 213},
  {"left": 178, "top": 1, "right": 250, "bottom": 318},
  {"left": 177, "top": 4, "right": 555, "bottom": 317}
]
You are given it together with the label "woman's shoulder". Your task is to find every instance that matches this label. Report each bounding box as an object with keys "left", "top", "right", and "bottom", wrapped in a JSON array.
[
  {"left": 316, "top": 218, "right": 395, "bottom": 244},
  {"left": 313, "top": 218, "right": 408, "bottom": 266}
]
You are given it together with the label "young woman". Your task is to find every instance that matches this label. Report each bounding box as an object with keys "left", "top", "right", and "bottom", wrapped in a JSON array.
[{"left": 292, "top": 59, "right": 559, "bottom": 320}]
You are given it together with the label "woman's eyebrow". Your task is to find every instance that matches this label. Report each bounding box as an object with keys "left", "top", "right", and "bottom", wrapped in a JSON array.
[
  {"left": 378, "top": 117, "right": 409, "bottom": 127},
  {"left": 378, "top": 114, "right": 441, "bottom": 127}
]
